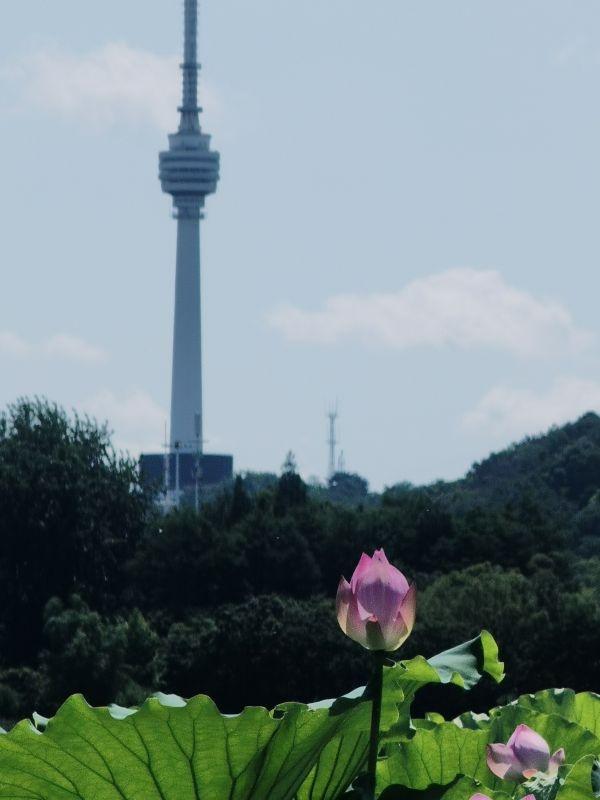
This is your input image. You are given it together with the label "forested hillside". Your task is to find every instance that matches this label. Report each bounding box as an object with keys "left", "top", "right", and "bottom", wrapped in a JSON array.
[{"left": 1, "top": 399, "right": 599, "bottom": 723}]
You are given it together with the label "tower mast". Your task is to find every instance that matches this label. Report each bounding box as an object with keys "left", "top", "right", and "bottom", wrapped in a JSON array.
[
  {"left": 327, "top": 405, "right": 338, "bottom": 481},
  {"left": 180, "top": 0, "right": 201, "bottom": 132},
  {"left": 159, "top": 0, "right": 219, "bottom": 456}
]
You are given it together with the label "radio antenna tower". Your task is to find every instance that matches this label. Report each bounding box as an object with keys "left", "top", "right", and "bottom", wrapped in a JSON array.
[{"left": 327, "top": 404, "right": 339, "bottom": 480}]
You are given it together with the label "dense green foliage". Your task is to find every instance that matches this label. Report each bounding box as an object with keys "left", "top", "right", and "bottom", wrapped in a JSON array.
[
  {"left": 0, "top": 400, "right": 149, "bottom": 666},
  {"left": 1, "top": 399, "right": 600, "bottom": 723}
]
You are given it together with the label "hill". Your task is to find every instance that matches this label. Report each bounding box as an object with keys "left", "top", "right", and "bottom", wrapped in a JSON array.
[{"left": 456, "top": 411, "right": 600, "bottom": 508}]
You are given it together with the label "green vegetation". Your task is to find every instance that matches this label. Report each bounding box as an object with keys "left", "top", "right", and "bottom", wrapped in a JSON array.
[
  {"left": 0, "top": 633, "right": 598, "bottom": 798},
  {"left": 0, "top": 633, "right": 505, "bottom": 799},
  {"left": 1, "top": 399, "right": 600, "bottom": 724}
]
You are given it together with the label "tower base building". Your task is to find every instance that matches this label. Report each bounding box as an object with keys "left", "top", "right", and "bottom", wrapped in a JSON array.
[{"left": 140, "top": 453, "right": 233, "bottom": 507}]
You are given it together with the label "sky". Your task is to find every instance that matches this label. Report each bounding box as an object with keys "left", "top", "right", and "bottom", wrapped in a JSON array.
[{"left": 1, "top": 1, "right": 600, "bottom": 489}]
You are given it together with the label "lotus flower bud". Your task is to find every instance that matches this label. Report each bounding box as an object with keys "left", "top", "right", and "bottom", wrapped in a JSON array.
[
  {"left": 486, "top": 724, "right": 565, "bottom": 781},
  {"left": 471, "top": 795, "right": 535, "bottom": 800},
  {"left": 336, "top": 549, "right": 416, "bottom": 652}
]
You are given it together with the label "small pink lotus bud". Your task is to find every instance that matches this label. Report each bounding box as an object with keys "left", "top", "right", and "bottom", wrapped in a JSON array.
[
  {"left": 471, "top": 795, "right": 535, "bottom": 800},
  {"left": 486, "top": 724, "right": 565, "bottom": 781},
  {"left": 336, "top": 549, "right": 416, "bottom": 652}
]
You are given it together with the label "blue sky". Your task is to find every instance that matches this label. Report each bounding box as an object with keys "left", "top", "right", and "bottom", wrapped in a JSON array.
[{"left": 1, "top": 0, "right": 600, "bottom": 488}]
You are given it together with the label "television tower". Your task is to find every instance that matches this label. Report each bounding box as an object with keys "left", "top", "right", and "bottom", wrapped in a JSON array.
[
  {"left": 140, "top": 0, "right": 232, "bottom": 501},
  {"left": 159, "top": 0, "right": 219, "bottom": 453}
]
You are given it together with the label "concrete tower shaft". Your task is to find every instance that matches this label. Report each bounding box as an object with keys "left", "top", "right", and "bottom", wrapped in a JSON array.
[{"left": 159, "top": 0, "right": 220, "bottom": 452}]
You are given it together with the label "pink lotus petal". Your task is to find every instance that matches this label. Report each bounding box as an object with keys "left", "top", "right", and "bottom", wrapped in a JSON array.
[
  {"left": 548, "top": 748, "right": 565, "bottom": 777},
  {"left": 372, "top": 548, "right": 390, "bottom": 565},
  {"left": 335, "top": 577, "right": 352, "bottom": 634},
  {"left": 350, "top": 553, "right": 373, "bottom": 594},
  {"left": 508, "top": 724, "right": 550, "bottom": 774},
  {"left": 376, "top": 609, "right": 408, "bottom": 652},
  {"left": 379, "top": 551, "right": 410, "bottom": 595},
  {"left": 355, "top": 555, "right": 410, "bottom": 626},
  {"left": 373, "top": 585, "right": 415, "bottom": 651},
  {"left": 487, "top": 743, "right": 523, "bottom": 781},
  {"left": 342, "top": 590, "right": 370, "bottom": 649},
  {"left": 398, "top": 583, "right": 417, "bottom": 636},
  {"left": 508, "top": 723, "right": 549, "bottom": 756}
]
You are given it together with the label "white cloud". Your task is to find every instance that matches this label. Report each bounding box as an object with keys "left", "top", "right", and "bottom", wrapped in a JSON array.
[
  {"left": 4, "top": 42, "right": 218, "bottom": 131},
  {"left": 82, "top": 389, "right": 167, "bottom": 456},
  {"left": 0, "top": 331, "right": 31, "bottom": 358},
  {"left": 0, "top": 331, "right": 107, "bottom": 363},
  {"left": 43, "top": 334, "right": 107, "bottom": 364},
  {"left": 463, "top": 377, "right": 600, "bottom": 439},
  {"left": 269, "top": 268, "right": 591, "bottom": 358}
]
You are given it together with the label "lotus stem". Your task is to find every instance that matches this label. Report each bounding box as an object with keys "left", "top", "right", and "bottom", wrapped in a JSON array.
[{"left": 367, "top": 650, "right": 385, "bottom": 797}]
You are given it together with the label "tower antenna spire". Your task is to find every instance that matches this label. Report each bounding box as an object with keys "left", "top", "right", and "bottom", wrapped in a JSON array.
[{"left": 180, "top": 0, "right": 201, "bottom": 132}]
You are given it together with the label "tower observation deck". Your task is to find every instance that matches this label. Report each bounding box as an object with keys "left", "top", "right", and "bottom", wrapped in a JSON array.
[{"left": 141, "top": 0, "right": 232, "bottom": 504}]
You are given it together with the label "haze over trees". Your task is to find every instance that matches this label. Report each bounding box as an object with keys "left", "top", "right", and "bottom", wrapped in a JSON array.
[{"left": 0, "top": 398, "right": 599, "bottom": 722}]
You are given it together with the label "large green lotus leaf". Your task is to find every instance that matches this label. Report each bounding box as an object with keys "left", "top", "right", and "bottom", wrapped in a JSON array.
[
  {"left": 548, "top": 755, "right": 599, "bottom": 800},
  {"left": 294, "top": 729, "right": 371, "bottom": 800},
  {"left": 503, "top": 690, "right": 600, "bottom": 739},
  {"left": 0, "top": 690, "right": 404, "bottom": 800},
  {"left": 376, "top": 722, "right": 490, "bottom": 792},
  {"left": 454, "top": 711, "right": 491, "bottom": 730},
  {"left": 297, "top": 632, "right": 503, "bottom": 799},
  {"left": 383, "top": 630, "right": 503, "bottom": 744},
  {"left": 426, "top": 630, "right": 504, "bottom": 690},
  {"left": 285, "top": 665, "right": 408, "bottom": 800},
  {"left": 376, "top": 706, "right": 600, "bottom": 797},
  {"left": 389, "top": 630, "right": 503, "bottom": 714}
]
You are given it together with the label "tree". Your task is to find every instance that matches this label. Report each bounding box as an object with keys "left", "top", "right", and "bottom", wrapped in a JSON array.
[
  {"left": 274, "top": 452, "right": 307, "bottom": 515},
  {"left": 39, "top": 597, "right": 161, "bottom": 710},
  {"left": 129, "top": 508, "right": 248, "bottom": 612},
  {"left": 327, "top": 472, "right": 369, "bottom": 505},
  {"left": 0, "top": 399, "right": 153, "bottom": 664},
  {"left": 160, "top": 596, "right": 368, "bottom": 711},
  {"left": 228, "top": 475, "right": 252, "bottom": 525}
]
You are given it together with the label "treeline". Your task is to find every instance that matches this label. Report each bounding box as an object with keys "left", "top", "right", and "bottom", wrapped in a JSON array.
[{"left": 1, "top": 399, "right": 600, "bottom": 722}]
